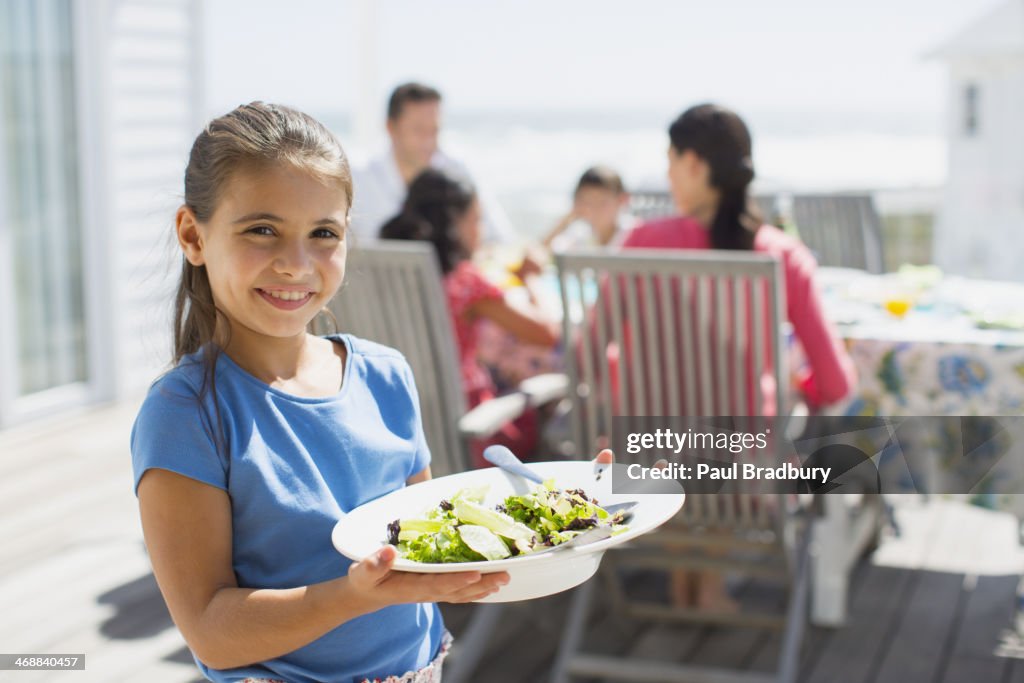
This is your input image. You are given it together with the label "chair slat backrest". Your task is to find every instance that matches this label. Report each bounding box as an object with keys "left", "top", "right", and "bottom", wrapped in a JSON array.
[
  {"left": 556, "top": 248, "right": 786, "bottom": 530},
  {"left": 791, "top": 193, "right": 885, "bottom": 273},
  {"left": 326, "top": 241, "right": 468, "bottom": 476}
]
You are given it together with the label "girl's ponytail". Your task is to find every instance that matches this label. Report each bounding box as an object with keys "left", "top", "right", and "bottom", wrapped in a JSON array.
[{"left": 669, "top": 104, "right": 760, "bottom": 250}]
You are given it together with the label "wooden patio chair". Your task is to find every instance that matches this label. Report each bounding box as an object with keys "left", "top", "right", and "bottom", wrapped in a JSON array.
[
  {"left": 324, "top": 240, "right": 566, "bottom": 683},
  {"left": 549, "top": 248, "right": 811, "bottom": 683},
  {"left": 325, "top": 240, "right": 566, "bottom": 478},
  {"left": 791, "top": 193, "right": 885, "bottom": 273}
]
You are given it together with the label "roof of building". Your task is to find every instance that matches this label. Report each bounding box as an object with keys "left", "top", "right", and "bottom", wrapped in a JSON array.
[{"left": 928, "top": 0, "right": 1024, "bottom": 59}]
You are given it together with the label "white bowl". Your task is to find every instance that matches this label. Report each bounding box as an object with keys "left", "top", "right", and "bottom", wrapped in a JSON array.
[{"left": 332, "top": 461, "right": 684, "bottom": 602}]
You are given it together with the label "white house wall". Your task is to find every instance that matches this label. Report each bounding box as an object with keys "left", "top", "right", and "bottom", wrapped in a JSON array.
[
  {"left": 935, "top": 56, "right": 1024, "bottom": 280},
  {"left": 96, "top": 0, "right": 203, "bottom": 398}
]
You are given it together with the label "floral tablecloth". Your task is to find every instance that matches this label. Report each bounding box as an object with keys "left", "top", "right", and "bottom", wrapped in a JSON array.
[
  {"left": 818, "top": 267, "right": 1024, "bottom": 417},
  {"left": 814, "top": 267, "right": 1024, "bottom": 514}
]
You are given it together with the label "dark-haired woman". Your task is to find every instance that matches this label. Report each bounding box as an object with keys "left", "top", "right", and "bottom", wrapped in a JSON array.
[
  {"left": 621, "top": 104, "right": 856, "bottom": 610},
  {"left": 624, "top": 103, "right": 856, "bottom": 412},
  {"left": 381, "top": 169, "right": 560, "bottom": 466}
]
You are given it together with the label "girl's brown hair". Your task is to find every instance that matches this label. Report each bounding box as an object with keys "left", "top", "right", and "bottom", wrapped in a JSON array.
[
  {"left": 668, "top": 103, "right": 760, "bottom": 250},
  {"left": 174, "top": 101, "right": 352, "bottom": 364},
  {"left": 378, "top": 168, "right": 476, "bottom": 275}
]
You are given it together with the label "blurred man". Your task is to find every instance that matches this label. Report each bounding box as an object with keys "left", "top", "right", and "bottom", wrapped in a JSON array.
[{"left": 350, "top": 82, "right": 514, "bottom": 244}]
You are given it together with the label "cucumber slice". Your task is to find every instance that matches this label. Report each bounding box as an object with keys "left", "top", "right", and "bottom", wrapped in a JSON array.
[{"left": 458, "top": 524, "right": 512, "bottom": 560}]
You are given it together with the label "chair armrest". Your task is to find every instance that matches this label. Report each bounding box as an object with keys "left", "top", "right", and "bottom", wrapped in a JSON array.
[
  {"left": 457, "top": 393, "right": 529, "bottom": 440},
  {"left": 517, "top": 372, "right": 569, "bottom": 407},
  {"left": 457, "top": 374, "right": 569, "bottom": 440}
]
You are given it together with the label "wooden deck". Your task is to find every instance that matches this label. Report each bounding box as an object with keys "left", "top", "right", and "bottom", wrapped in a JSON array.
[
  {"left": 439, "top": 498, "right": 1024, "bottom": 683},
  {"left": 2, "top": 401, "right": 1024, "bottom": 683}
]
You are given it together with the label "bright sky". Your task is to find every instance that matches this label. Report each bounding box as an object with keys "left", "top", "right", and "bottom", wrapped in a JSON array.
[{"left": 203, "top": 0, "right": 1000, "bottom": 125}]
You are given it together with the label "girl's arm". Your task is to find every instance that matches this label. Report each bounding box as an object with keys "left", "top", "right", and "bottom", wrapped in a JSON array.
[
  {"left": 138, "top": 468, "right": 503, "bottom": 671},
  {"left": 471, "top": 295, "right": 560, "bottom": 348},
  {"left": 407, "top": 466, "right": 432, "bottom": 485},
  {"left": 540, "top": 209, "right": 579, "bottom": 249},
  {"left": 520, "top": 273, "right": 548, "bottom": 309},
  {"left": 784, "top": 249, "right": 857, "bottom": 407}
]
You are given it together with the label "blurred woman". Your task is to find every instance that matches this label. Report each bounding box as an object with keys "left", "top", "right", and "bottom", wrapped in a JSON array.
[
  {"left": 624, "top": 103, "right": 856, "bottom": 412},
  {"left": 620, "top": 104, "right": 857, "bottom": 610}
]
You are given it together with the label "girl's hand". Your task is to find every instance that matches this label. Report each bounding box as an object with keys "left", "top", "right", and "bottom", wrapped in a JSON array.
[
  {"left": 554, "top": 208, "right": 581, "bottom": 234},
  {"left": 348, "top": 545, "right": 510, "bottom": 609},
  {"left": 514, "top": 250, "right": 545, "bottom": 280},
  {"left": 593, "top": 448, "right": 614, "bottom": 465}
]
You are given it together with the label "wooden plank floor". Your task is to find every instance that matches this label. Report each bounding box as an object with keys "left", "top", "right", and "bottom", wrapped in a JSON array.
[{"left": 2, "top": 401, "right": 1024, "bottom": 683}]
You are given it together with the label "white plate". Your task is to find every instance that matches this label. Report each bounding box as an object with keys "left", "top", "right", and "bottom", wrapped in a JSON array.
[{"left": 332, "top": 461, "right": 684, "bottom": 602}]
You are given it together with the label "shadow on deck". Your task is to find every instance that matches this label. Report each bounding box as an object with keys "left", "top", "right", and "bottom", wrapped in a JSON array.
[
  {"left": 441, "top": 560, "right": 1024, "bottom": 683},
  {"left": 59, "top": 550, "right": 1024, "bottom": 683}
]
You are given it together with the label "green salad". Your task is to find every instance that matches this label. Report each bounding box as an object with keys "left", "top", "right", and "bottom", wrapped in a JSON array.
[{"left": 386, "top": 481, "right": 629, "bottom": 563}]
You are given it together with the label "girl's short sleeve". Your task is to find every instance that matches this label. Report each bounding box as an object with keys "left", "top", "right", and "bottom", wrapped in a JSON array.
[
  {"left": 130, "top": 373, "right": 230, "bottom": 495},
  {"left": 445, "top": 262, "right": 503, "bottom": 319}
]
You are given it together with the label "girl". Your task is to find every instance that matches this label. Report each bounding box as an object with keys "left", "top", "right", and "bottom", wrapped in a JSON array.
[
  {"left": 379, "top": 168, "right": 560, "bottom": 467},
  {"left": 622, "top": 103, "right": 857, "bottom": 610},
  {"left": 130, "top": 102, "right": 514, "bottom": 683}
]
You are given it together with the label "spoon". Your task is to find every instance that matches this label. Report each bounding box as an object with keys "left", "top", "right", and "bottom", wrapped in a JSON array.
[
  {"left": 483, "top": 445, "right": 545, "bottom": 484},
  {"left": 599, "top": 500, "right": 638, "bottom": 516},
  {"left": 482, "top": 445, "right": 638, "bottom": 517}
]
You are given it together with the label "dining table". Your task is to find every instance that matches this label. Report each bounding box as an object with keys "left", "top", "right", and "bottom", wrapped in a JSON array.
[
  {"left": 481, "top": 262, "right": 1024, "bottom": 417},
  {"left": 809, "top": 266, "right": 1024, "bottom": 511},
  {"left": 807, "top": 265, "right": 1024, "bottom": 625},
  {"left": 817, "top": 265, "right": 1024, "bottom": 417}
]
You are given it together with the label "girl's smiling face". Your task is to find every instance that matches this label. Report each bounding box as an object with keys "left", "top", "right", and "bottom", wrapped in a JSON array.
[{"left": 176, "top": 162, "right": 349, "bottom": 342}]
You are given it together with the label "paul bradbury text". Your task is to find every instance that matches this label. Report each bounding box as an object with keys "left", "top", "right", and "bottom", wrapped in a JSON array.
[{"left": 627, "top": 462, "right": 832, "bottom": 484}]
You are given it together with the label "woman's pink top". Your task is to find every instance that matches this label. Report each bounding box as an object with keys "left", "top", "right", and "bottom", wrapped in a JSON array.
[
  {"left": 621, "top": 216, "right": 856, "bottom": 412},
  {"left": 443, "top": 260, "right": 504, "bottom": 405}
]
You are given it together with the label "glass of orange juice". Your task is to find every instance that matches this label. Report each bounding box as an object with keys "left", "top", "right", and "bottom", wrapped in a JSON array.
[
  {"left": 883, "top": 296, "right": 914, "bottom": 318},
  {"left": 503, "top": 262, "right": 524, "bottom": 289}
]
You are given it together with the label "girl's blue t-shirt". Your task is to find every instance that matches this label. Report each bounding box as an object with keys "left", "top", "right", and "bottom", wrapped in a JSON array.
[{"left": 130, "top": 334, "right": 444, "bottom": 683}]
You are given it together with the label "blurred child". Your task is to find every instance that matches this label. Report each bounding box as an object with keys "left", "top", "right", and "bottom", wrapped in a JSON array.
[
  {"left": 542, "top": 165, "right": 634, "bottom": 252},
  {"left": 380, "top": 168, "right": 560, "bottom": 466}
]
